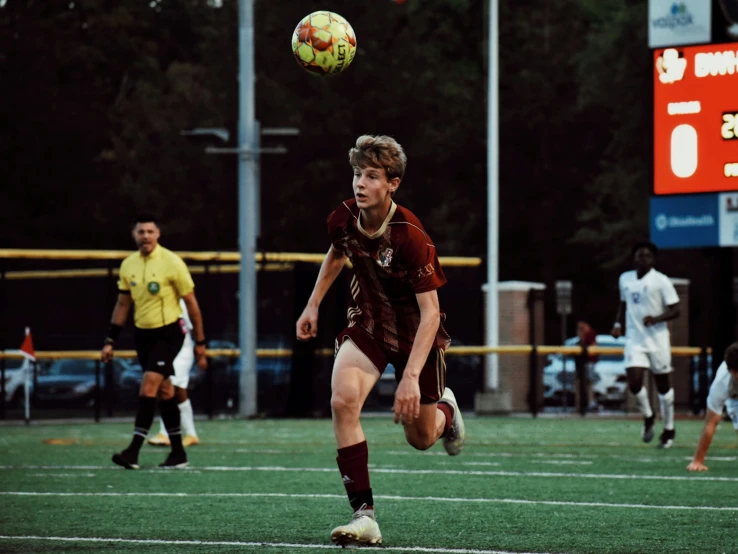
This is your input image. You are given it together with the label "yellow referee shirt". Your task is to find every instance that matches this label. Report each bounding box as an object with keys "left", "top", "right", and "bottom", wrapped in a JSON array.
[{"left": 117, "top": 245, "right": 195, "bottom": 329}]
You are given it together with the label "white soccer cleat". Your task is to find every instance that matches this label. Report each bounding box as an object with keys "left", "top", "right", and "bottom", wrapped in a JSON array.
[
  {"left": 330, "top": 508, "right": 382, "bottom": 547},
  {"left": 440, "top": 387, "right": 465, "bottom": 456}
]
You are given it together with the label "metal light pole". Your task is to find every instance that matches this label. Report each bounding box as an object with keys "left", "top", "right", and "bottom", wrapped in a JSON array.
[
  {"left": 485, "top": 0, "right": 500, "bottom": 391},
  {"left": 238, "top": 0, "right": 258, "bottom": 417},
  {"left": 184, "top": 3, "right": 296, "bottom": 418}
]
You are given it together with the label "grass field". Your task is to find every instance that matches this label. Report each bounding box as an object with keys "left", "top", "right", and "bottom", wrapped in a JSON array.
[{"left": 0, "top": 414, "right": 736, "bottom": 554}]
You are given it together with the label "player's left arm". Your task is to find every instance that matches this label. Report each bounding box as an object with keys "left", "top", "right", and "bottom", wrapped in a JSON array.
[
  {"left": 687, "top": 408, "right": 722, "bottom": 471},
  {"left": 644, "top": 278, "right": 680, "bottom": 326},
  {"left": 393, "top": 290, "right": 441, "bottom": 424}
]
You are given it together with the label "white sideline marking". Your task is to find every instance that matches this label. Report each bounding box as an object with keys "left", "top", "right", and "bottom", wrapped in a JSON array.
[
  {"left": 2, "top": 464, "right": 738, "bottom": 482},
  {"left": 2, "top": 491, "right": 737, "bottom": 512},
  {"left": 0, "top": 535, "right": 552, "bottom": 554},
  {"left": 532, "top": 461, "right": 593, "bottom": 466},
  {"left": 30, "top": 473, "right": 96, "bottom": 478},
  {"left": 683, "top": 456, "right": 737, "bottom": 462},
  {"left": 389, "top": 451, "right": 596, "bottom": 459}
]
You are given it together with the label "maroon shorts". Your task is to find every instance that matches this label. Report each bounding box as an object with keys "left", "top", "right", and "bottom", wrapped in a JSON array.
[{"left": 335, "top": 325, "right": 446, "bottom": 404}]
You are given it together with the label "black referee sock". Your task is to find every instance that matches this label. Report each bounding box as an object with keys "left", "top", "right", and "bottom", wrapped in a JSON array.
[
  {"left": 160, "top": 396, "right": 185, "bottom": 455},
  {"left": 128, "top": 396, "right": 157, "bottom": 453}
]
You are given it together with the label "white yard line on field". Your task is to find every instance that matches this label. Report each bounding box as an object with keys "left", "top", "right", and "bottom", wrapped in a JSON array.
[
  {"left": 0, "top": 535, "right": 554, "bottom": 554},
  {"left": 2, "top": 464, "right": 738, "bottom": 482},
  {"left": 2, "top": 491, "right": 737, "bottom": 512}
]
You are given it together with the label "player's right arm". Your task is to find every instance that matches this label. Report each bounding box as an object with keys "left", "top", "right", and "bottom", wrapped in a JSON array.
[
  {"left": 687, "top": 409, "right": 722, "bottom": 471},
  {"left": 296, "top": 245, "right": 346, "bottom": 341},
  {"left": 611, "top": 301, "right": 626, "bottom": 338},
  {"left": 611, "top": 274, "right": 625, "bottom": 337},
  {"left": 101, "top": 293, "right": 132, "bottom": 362}
]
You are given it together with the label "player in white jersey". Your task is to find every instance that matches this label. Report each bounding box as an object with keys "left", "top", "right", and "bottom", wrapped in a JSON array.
[
  {"left": 148, "top": 298, "right": 205, "bottom": 447},
  {"left": 687, "top": 343, "right": 738, "bottom": 471},
  {"left": 611, "top": 242, "right": 680, "bottom": 448}
]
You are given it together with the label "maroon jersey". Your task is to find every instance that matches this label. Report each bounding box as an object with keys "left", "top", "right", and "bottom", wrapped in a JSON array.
[{"left": 327, "top": 199, "right": 451, "bottom": 355}]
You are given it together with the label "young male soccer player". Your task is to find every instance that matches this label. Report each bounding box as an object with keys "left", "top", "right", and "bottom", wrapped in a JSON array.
[
  {"left": 611, "top": 241, "right": 680, "bottom": 448},
  {"left": 148, "top": 298, "right": 204, "bottom": 447},
  {"left": 296, "top": 135, "right": 465, "bottom": 547},
  {"left": 687, "top": 342, "right": 738, "bottom": 471}
]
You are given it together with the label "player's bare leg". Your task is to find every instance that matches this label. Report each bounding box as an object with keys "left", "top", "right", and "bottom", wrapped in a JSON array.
[
  {"left": 329, "top": 339, "right": 382, "bottom": 546},
  {"left": 402, "top": 403, "right": 444, "bottom": 450}
]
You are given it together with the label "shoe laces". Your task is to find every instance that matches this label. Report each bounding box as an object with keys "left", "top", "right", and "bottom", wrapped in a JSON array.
[{"left": 352, "top": 504, "right": 375, "bottom": 520}]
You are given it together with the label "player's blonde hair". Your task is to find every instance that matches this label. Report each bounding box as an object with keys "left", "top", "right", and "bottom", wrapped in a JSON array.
[{"left": 348, "top": 135, "right": 407, "bottom": 181}]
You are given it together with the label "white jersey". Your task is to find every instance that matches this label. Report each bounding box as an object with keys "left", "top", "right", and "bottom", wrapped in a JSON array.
[
  {"left": 706, "top": 361, "right": 738, "bottom": 430},
  {"left": 619, "top": 269, "right": 679, "bottom": 351}
]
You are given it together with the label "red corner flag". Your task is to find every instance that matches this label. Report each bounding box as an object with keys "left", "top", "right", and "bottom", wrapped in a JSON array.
[{"left": 19, "top": 327, "right": 35, "bottom": 361}]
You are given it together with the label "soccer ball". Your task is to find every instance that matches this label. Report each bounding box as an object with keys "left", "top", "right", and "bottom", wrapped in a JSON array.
[{"left": 291, "top": 11, "right": 357, "bottom": 77}]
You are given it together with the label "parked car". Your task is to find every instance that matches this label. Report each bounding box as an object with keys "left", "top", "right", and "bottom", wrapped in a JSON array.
[
  {"left": 187, "top": 339, "right": 292, "bottom": 414},
  {"left": 33, "top": 358, "right": 135, "bottom": 408},
  {"left": 543, "top": 335, "right": 627, "bottom": 408},
  {"left": 1, "top": 350, "right": 33, "bottom": 408}
]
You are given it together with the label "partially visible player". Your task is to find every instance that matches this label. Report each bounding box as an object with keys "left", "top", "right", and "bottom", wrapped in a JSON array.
[
  {"left": 148, "top": 298, "right": 206, "bottom": 447},
  {"left": 687, "top": 342, "right": 738, "bottom": 471},
  {"left": 611, "top": 241, "right": 680, "bottom": 448},
  {"left": 296, "top": 135, "right": 465, "bottom": 548}
]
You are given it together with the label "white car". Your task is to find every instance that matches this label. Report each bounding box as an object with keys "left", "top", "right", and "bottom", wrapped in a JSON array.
[
  {"left": 1, "top": 350, "right": 33, "bottom": 408},
  {"left": 543, "top": 335, "right": 627, "bottom": 408}
]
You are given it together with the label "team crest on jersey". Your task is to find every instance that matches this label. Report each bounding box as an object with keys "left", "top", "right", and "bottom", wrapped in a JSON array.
[
  {"left": 147, "top": 281, "right": 160, "bottom": 295},
  {"left": 376, "top": 248, "right": 393, "bottom": 268}
]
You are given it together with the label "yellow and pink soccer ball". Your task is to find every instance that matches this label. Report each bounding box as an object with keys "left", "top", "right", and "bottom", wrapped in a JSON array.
[{"left": 291, "top": 11, "right": 357, "bottom": 77}]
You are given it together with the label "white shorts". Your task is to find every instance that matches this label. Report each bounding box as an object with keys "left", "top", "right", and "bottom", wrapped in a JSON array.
[
  {"left": 726, "top": 399, "right": 738, "bottom": 431},
  {"left": 624, "top": 344, "right": 672, "bottom": 374},
  {"left": 170, "top": 333, "right": 194, "bottom": 389}
]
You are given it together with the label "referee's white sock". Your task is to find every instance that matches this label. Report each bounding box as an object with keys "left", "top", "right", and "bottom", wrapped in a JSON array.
[
  {"left": 179, "top": 399, "right": 197, "bottom": 438},
  {"left": 658, "top": 389, "right": 675, "bottom": 431},
  {"left": 634, "top": 387, "right": 654, "bottom": 419}
]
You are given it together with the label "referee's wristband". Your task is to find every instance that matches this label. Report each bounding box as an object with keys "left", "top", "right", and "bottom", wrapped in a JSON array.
[
  {"left": 195, "top": 339, "right": 207, "bottom": 346},
  {"left": 107, "top": 323, "right": 123, "bottom": 341}
]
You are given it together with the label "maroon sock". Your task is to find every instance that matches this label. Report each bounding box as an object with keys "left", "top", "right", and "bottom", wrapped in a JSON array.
[
  {"left": 336, "top": 440, "right": 373, "bottom": 512},
  {"left": 438, "top": 402, "right": 454, "bottom": 438}
]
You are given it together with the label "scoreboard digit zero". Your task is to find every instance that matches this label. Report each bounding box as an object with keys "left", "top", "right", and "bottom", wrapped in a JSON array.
[{"left": 654, "top": 42, "right": 738, "bottom": 195}]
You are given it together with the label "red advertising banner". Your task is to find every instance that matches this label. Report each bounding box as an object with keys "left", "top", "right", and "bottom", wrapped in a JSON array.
[{"left": 654, "top": 42, "right": 738, "bottom": 194}]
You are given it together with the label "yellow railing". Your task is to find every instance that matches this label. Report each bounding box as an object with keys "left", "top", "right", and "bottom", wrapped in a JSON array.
[
  {"left": 0, "top": 249, "right": 482, "bottom": 280},
  {"left": 0, "top": 248, "right": 482, "bottom": 267},
  {"left": 0, "top": 345, "right": 711, "bottom": 361}
]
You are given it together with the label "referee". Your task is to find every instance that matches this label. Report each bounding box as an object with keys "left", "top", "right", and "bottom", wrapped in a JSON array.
[{"left": 102, "top": 214, "right": 207, "bottom": 469}]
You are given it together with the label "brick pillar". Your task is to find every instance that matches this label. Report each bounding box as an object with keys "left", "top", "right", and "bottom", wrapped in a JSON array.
[{"left": 476, "top": 281, "right": 546, "bottom": 414}]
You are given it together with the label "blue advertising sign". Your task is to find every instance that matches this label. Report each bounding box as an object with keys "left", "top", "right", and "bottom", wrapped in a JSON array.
[{"left": 650, "top": 194, "right": 719, "bottom": 248}]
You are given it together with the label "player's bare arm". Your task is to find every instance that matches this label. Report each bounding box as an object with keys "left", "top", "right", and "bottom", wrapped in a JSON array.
[
  {"left": 686, "top": 408, "right": 722, "bottom": 471},
  {"left": 393, "top": 290, "right": 441, "bottom": 424},
  {"left": 296, "top": 245, "right": 347, "bottom": 341},
  {"left": 611, "top": 301, "right": 625, "bottom": 337},
  {"left": 182, "top": 292, "right": 208, "bottom": 371},
  {"left": 643, "top": 302, "right": 680, "bottom": 327},
  {"left": 101, "top": 293, "right": 132, "bottom": 362}
]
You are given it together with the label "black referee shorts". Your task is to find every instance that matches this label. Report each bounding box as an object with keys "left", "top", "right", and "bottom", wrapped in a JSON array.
[{"left": 134, "top": 320, "right": 186, "bottom": 377}]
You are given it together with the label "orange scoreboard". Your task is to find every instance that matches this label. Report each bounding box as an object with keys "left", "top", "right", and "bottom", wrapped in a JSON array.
[{"left": 654, "top": 42, "right": 738, "bottom": 195}]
